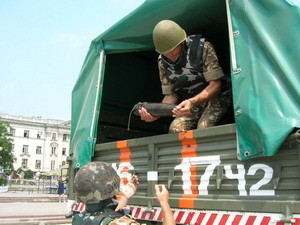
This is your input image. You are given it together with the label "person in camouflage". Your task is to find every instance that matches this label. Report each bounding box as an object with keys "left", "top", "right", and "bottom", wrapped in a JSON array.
[
  {"left": 139, "top": 20, "right": 232, "bottom": 133},
  {"left": 72, "top": 161, "right": 140, "bottom": 225}
]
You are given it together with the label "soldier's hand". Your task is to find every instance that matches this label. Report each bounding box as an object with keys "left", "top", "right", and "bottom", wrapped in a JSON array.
[
  {"left": 115, "top": 175, "right": 139, "bottom": 211},
  {"left": 155, "top": 184, "right": 170, "bottom": 204},
  {"left": 172, "top": 100, "right": 192, "bottom": 117},
  {"left": 120, "top": 175, "right": 139, "bottom": 200},
  {"left": 139, "top": 108, "right": 159, "bottom": 122}
]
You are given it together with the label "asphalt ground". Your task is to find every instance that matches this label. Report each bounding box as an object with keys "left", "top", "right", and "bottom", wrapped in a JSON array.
[
  {"left": 0, "top": 202, "right": 69, "bottom": 216},
  {"left": 0, "top": 191, "right": 72, "bottom": 217}
]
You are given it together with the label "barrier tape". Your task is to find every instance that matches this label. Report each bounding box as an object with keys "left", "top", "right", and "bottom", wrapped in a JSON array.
[{"left": 71, "top": 203, "right": 300, "bottom": 225}]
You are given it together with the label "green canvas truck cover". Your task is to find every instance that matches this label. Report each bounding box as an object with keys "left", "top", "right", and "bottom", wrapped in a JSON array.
[{"left": 70, "top": 0, "right": 300, "bottom": 167}]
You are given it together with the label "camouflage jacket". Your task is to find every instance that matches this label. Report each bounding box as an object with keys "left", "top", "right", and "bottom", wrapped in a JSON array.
[
  {"left": 72, "top": 199, "right": 139, "bottom": 225},
  {"left": 159, "top": 35, "right": 228, "bottom": 101}
]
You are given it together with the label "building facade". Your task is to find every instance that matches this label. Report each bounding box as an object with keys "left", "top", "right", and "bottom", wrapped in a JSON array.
[{"left": 0, "top": 113, "right": 70, "bottom": 173}]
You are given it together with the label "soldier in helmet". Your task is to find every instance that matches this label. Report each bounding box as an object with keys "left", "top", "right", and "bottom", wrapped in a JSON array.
[
  {"left": 72, "top": 161, "right": 177, "bottom": 225},
  {"left": 139, "top": 20, "right": 232, "bottom": 133},
  {"left": 72, "top": 161, "right": 140, "bottom": 225}
]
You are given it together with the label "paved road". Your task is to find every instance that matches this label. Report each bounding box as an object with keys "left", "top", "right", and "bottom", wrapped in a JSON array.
[
  {"left": 0, "top": 191, "right": 73, "bottom": 216},
  {"left": 0, "top": 191, "right": 55, "bottom": 198},
  {"left": 0, "top": 202, "right": 69, "bottom": 216}
]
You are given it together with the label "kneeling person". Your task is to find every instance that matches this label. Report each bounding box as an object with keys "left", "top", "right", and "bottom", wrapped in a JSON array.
[{"left": 139, "top": 20, "right": 232, "bottom": 133}]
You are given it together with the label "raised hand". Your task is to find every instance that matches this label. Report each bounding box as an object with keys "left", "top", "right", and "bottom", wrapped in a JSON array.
[
  {"left": 115, "top": 175, "right": 139, "bottom": 211},
  {"left": 120, "top": 175, "right": 139, "bottom": 200}
]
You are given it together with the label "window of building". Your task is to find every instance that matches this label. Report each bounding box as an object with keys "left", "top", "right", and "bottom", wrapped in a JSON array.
[
  {"left": 51, "top": 147, "right": 56, "bottom": 155},
  {"left": 37, "top": 131, "right": 43, "bottom": 139},
  {"left": 51, "top": 133, "right": 57, "bottom": 140},
  {"left": 51, "top": 160, "right": 55, "bottom": 170},
  {"left": 36, "top": 146, "right": 42, "bottom": 154},
  {"left": 62, "top": 148, "right": 66, "bottom": 156},
  {"left": 10, "top": 128, "right": 15, "bottom": 136},
  {"left": 24, "top": 130, "right": 30, "bottom": 138},
  {"left": 35, "top": 160, "right": 41, "bottom": 169},
  {"left": 22, "top": 145, "right": 29, "bottom": 153},
  {"left": 62, "top": 161, "right": 66, "bottom": 166},
  {"left": 22, "top": 159, "right": 28, "bottom": 168},
  {"left": 63, "top": 134, "right": 68, "bottom": 141}
]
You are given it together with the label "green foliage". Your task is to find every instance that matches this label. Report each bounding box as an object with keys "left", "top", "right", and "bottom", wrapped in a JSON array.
[
  {"left": 0, "top": 121, "right": 15, "bottom": 170},
  {"left": 23, "top": 169, "right": 34, "bottom": 179},
  {"left": 0, "top": 177, "right": 4, "bottom": 185},
  {"left": 16, "top": 167, "right": 23, "bottom": 175}
]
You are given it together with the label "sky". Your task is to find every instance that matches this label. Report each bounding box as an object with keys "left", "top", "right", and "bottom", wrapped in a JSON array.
[{"left": 0, "top": 0, "right": 144, "bottom": 121}]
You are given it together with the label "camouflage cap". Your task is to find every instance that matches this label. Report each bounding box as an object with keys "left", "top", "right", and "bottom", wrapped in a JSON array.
[{"left": 74, "top": 161, "right": 120, "bottom": 203}]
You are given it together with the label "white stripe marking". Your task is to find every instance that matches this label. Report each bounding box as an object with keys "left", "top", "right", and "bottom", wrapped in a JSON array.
[
  {"left": 173, "top": 210, "right": 179, "bottom": 220},
  {"left": 269, "top": 216, "right": 281, "bottom": 224},
  {"left": 213, "top": 213, "right": 224, "bottom": 225},
  {"left": 137, "top": 208, "right": 144, "bottom": 219},
  {"left": 239, "top": 215, "right": 249, "bottom": 225},
  {"left": 225, "top": 214, "right": 236, "bottom": 225},
  {"left": 201, "top": 213, "right": 211, "bottom": 225},
  {"left": 190, "top": 211, "right": 201, "bottom": 225},
  {"left": 180, "top": 212, "right": 190, "bottom": 224},
  {"left": 253, "top": 216, "right": 264, "bottom": 225},
  {"left": 153, "top": 208, "right": 162, "bottom": 221},
  {"left": 131, "top": 207, "right": 137, "bottom": 217},
  {"left": 144, "top": 212, "right": 151, "bottom": 220}
]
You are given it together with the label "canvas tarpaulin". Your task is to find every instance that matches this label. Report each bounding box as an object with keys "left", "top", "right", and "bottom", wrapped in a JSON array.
[
  {"left": 229, "top": 0, "right": 300, "bottom": 159},
  {"left": 70, "top": 0, "right": 300, "bottom": 167}
]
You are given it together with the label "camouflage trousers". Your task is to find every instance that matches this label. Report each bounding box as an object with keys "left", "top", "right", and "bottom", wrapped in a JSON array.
[{"left": 169, "top": 90, "right": 232, "bottom": 133}]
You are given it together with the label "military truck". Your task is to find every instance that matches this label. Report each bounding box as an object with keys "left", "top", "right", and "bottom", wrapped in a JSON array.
[{"left": 69, "top": 0, "right": 300, "bottom": 224}]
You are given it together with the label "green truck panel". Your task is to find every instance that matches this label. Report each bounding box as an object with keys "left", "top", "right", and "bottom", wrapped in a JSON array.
[{"left": 90, "top": 124, "right": 300, "bottom": 215}]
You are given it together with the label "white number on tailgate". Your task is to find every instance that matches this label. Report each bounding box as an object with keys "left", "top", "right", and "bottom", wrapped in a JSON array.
[
  {"left": 248, "top": 164, "right": 275, "bottom": 196},
  {"left": 175, "top": 156, "right": 275, "bottom": 196},
  {"left": 175, "top": 156, "right": 221, "bottom": 195}
]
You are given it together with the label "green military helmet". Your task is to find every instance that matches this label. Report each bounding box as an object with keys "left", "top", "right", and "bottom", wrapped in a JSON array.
[
  {"left": 74, "top": 161, "right": 120, "bottom": 204},
  {"left": 153, "top": 20, "right": 186, "bottom": 54}
]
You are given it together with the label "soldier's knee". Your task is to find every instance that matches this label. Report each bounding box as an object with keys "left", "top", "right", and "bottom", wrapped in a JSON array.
[
  {"left": 169, "top": 124, "right": 187, "bottom": 133},
  {"left": 169, "top": 117, "right": 197, "bottom": 133},
  {"left": 197, "top": 120, "right": 214, "bottom": 129}
]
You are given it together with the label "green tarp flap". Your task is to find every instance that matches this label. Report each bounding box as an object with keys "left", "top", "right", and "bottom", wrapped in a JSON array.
[
  {"left": 230, "top": 0, "right": 300, "bottom": 159},
  {"left": 70, "top": 44, "right": 101, "bottom": 167},
  {"left": 70, "top": 0, "right": 300, "bottom": 167}
]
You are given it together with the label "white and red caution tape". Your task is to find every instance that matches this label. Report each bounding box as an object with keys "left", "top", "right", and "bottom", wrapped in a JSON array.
[
  {"left": 71, "top": 202, "right": 86, "bottom": 212},
  {"left": 71, "top": 203, "right": 300, "bottom": 225},
  {"left": 130, "top": 207, "right": 300, "bottom": 225}
]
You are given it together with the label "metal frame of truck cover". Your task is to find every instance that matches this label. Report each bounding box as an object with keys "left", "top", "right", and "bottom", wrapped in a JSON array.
[{"left": 70, "top": 124, "right": 300, "bottom": 224}]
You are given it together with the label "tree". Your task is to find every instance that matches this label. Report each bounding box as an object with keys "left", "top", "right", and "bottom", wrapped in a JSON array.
[
  {"left": 0, "top": 121, "right": 15, "bottom": 171},
  {"left": 23, "top": 169, "right": 34, "bottom": 179}
]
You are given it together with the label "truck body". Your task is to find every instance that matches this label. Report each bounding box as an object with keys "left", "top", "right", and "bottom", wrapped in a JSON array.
[{"left": 69, "top": 0, "right": 300, "bottom": 224}]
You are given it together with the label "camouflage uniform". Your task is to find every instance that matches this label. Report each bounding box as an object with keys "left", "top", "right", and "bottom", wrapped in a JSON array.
[
  {"left": 72, "top": 199, "right": 122, "bottom": 225},
  {"left": 158, "top": 36, "right": 232, "bottom": 133},
  {"left": 72, "top": 162, "right": 140, "bottom": 225},
  {"left": 72, "top": 199, "right": 140, "bottom": 225}
]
